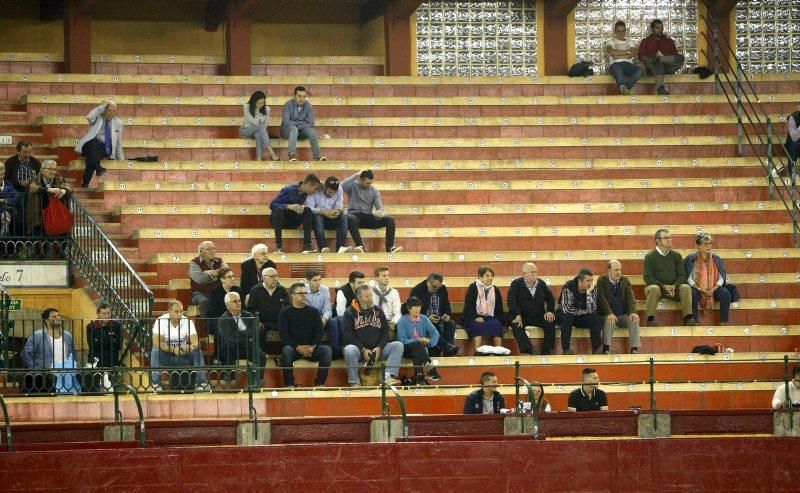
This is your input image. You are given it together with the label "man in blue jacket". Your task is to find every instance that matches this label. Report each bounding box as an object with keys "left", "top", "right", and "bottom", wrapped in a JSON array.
[
  {"left": 269, "top": 174, "right": 322, "bottom": 253},
  {"left": 22, "top": 307, "right": 79, "bottom": 393},
  {"left": 280, "top": 86, "right": 326, "bottom": 162}
]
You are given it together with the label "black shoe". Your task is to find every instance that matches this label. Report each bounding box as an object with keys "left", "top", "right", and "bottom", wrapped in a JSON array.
[
  {"left": 414, "top": 373, "right": 428, "bottom": 386},
  {"left": 97, "top": 166, "right": 108, "bottom": 177},
  {"left": 647, "top": 317, "right": 659, "bottom": 327},
  {"left": 684, "top": 316, "right": 698, "bottom": 326},
  {"left": 427, "top": 367, "right": 442, "bottom": 381},
  {"left": 443, "top": 344, "right": 460, "bottom": 357},
  {"left": 591, "top": 346, "right": 603, "bottom": 355}
]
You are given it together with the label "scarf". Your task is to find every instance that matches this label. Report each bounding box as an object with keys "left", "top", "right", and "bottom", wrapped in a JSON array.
[
  {"left": 475, "top": 279, "right": 496, "bottom": 317},
  {"left": 372, "top": 285, "right": 393, "bottom": 311},
  {"left": 695, "top": 253, "right": 719, "bottom": 311}
]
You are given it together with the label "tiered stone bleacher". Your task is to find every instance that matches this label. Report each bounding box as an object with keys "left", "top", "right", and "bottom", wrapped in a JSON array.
[{"left": 2, "top": 54, "right": 799, "bottom": 418}]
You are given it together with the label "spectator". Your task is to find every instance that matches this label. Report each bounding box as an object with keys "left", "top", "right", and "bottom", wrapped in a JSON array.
[
  {"left": 84, "top": 302, "right": 122, "bottom": 391},
  {"left": 605, "top": 20, "right": 644, "bottom": 95},
  {"left": 407, "top": 273, "right": 459, "bottom": 357},
  {"left": 74, "top": 100, "right": 124, "bottom": 188},
  {"left": 188, "top": 240, "right": 227, "bottom": 319},
  {"left": 341, "top": 285, "right": 403, "bottom": 387},
  {"left": 507, "top": 262, "right": 556, "bottom": 355},
  {"left": 637, "top": 19, "right": 685, "bottom": 95},
  {"left": 205, "top": 266, "right": 243, "bottom": 340},
  {"left": 240, "top": 90, "right": 279, "bottom": 162},
  {"left": 341, "top": 169, "right": 403, "bottom": 253},
  {"left": 335, "top": 270, "right": 367, "bottom": 317},
  {"left": 643, "top": 228, "right": 695, "bottom": 327},
  {"left": 567, "top": 368, "right": 608, "bottom": 412},
  {"left": 786, "top": 105, "right": 800, "bottom": 176},
  {"left": 684, "top": 233, "right": 733, "bottom": 326},
  {"left": 371, "top": 266, "right": 402, "bottom": 330},
  {"left": 240, "top": 243, "right": 277, "bottom": 296},
  {"left": 532, "top": 382, "right": 552, "bottom": 413},
  {"left": 280, "top": 85, "right": 326, "bottom": 162},
  {"left": 558, "top": 268, "right": 603, "bottom": 355},
  {"left": 149, "top": 300, "right": 208, "bottom": 392},
  {"left": 22, "top": 307, "right": 79, "bottom": 393},
  {"left": 4, "top": 140, "right": 41, "bottom": 191},
  {"left": 596, "top": 260, "right": 640, "bottom": 355},
  {"left": 463, "top": 371, "right": 505, "bottom": 414},
  {"left": 305, "top": 176, "right": 352, "bottom": 253},
  {"left": 772, "top": 365, "right": 800, "bottom": 409},
  {"left": 303, "top": 269, "right": 340, "bottom": 357},
  {"left": 0, "top": 161, "right": 22, "bottom": 236},
  {"left": 245, "top": 266, "right": 289, "bottom": 352},
  {"left": 396, "top": 296, "right": 442, "bottom": 384},
  {"left": 463, "top": 265, "right": 506, "bottom": 352},
  {"left": 269, "top": 173, "right": 321, "bottom": 253},
  {"left": 217, "top": 291, "right": 265, "bottom": 387},
  {"left": 278, "top": 283, "right": 331, "bottom": 387},
  {"left": 25, "top": 159, "right": 71, "bottom": 236}
]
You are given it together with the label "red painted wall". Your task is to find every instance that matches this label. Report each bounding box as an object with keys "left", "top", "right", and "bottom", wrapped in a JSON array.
[{"left": 1, "top": 437, "right": 799, "bottom": 491}]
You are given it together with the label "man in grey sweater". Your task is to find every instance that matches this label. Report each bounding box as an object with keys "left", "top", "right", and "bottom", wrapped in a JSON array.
[{"left": 341, "top": 169, "right": 402, "bottom": 253}]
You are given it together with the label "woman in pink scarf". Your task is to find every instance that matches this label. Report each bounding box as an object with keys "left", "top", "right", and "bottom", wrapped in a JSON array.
[
  {"left": 462, "top": 265, "right": 506, "bottom": 354},
  {"left": 684, "top": 233, "right": 733, "bottom": 325}
]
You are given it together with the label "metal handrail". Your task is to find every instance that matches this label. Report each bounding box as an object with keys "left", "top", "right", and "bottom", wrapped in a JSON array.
[
  {"left": 649, "top": 357, "right": 657, "bottom": 431},
  {"left": 0, "top": 394, "right": 12, "bottom": 452},
  {"left": 783, "top": 354, "right": 794, "bottom": 429},
  {"left": 112, "top": 382, "right": 146, "bottom": 447},
  {"left": 379, "top": 364, "right": 409, "bottom": 441},
  {"left": 514, "top": 361, "right": 539, "bottom": 438}
]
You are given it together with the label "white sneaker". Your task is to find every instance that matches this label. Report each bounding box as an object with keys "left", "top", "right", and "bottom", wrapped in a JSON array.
[
  {"left": 352, "top": 246, "right": 365, "bottom": 253},
  {"left": 337, "top": 246, "right": 353, "bottom": 254},
  {"left": 390, "top": 246, "right": 403, "bottom": 253},
  {"left": 152, "top": 383, "right": 163, "bottom": 393},
  {"left": 196, "top": 382, "right": 210, "bottom": 392},
  {"left": 301, "top": 248, "right": 318, "bottom": 254},
  {"left": 320, "top": 247, "right": 331, "bottom": 253}
]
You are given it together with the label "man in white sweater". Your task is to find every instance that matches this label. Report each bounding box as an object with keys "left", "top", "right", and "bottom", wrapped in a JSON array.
[
  {"left": 371, "top": 266, "right": 402, "bottom": 330},
  {"left": 772, "top": 365, "right": 800, "bottom": 409}
]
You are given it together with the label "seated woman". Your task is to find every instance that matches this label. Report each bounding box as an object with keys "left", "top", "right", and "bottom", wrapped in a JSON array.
[
  {"left": 532, "top": 382, "right": 552, "bottom": 413},
  {"left": 396, "top": 296, "right": 442, "bottom": 385},
  {"left": 240, "top": 243, "right": 277, "bottom": 297},
  {"left": 206, "top": 266, "right": 243, "bottom": 335},
  {"left": 684, "top": 233, "right": 733, "bottom": 325},
  {"left": 25, "top": 159, "right": 71, "bottom": 236},
  {"left": 240, "top": 90, "right": 279, "bottom": 162},
  {"left": 462, "top": 265, "right": 506, "bottom": 353}
]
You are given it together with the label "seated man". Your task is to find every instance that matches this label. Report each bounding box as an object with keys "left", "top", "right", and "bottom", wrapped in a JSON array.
[
  {"left": 25, "top": 159, "right": 71, "bottom": 236},
  {"left": 558, "top": 268, "right": 602, "bottom": 355},
  {"left": 305, "top": 176, "right": 353, "bottom": 253},
  {"left": 280, "top": 85, "right": 326, "bottom": 162},
  {"left": 269, "top": 173, "right": 321, "bottom": 253},
  {"left": 785, "top": 105, "right": 799, "bottom": 176},
  {"left": 643, "top": 228, "right": 695, "bottom": 327},
  {"left": 507, "top": 262, "right": 556, "bottom": 355},
  {"left": 217, "top": 292, "right": 265, "bottom": 387},
  {"left": 637, "top": 19, "right": 685, "bottom": 95},
  {"left": 341, "top": 169, "right": 402, "bottom": 253},
  {"left": 245, "top": 267, "right": 289, "bottom": 353},
  {"left": 606, "top": 20, "right": 644, "bottom": 95},
  {"left": 149, "top": 300, "right": 208, "bottom": 391},
  {"left": 84, "top": 301, "right": 122, "bottom": 391},
  {"left": 684, "top": 233, "right": 733, "bottom": 326},
  {"left": 772, "top": 365, "right": 800, "bottom": 409},
  {"left": 303, "top": 269, "right": 340, "bottom": 357},
  {"left": 408, "top": 273, "right": 459, "bottom": 356},
  {"left": 74, "top": 99, "right": 124, "bottom": 188},
  {"left": 22, "top": 307, "right": 78, "bottom": 393},
  {"left": 4, "top": 140, "right": 39, "bottom": 235},
  {"left": 188, "top": 240, "right": 227, "bottom": 319},
  {"left": 278, "top": 283, "right": 332, "bottom": 387},
  {"left": 463, "top": 371, "right": 505, "bottom": 414},
  {"left": 341, "top": 285, "right": 403, "bottom": 387},
  {"left": 335, "top": 270, "right": 367, "bottom": 317},
  {"left": 567, "top": 368, "right": 609, "bottom": 412},
  {"left": 596, "top": 260, "right": 640, "bottom": 355},
  {"left": 371, "top": 266, "right": 402, "bottom": 330},
  {"left": 0, "top": 161, "right": 22, "bottom": 236},
  {"left": 396, "top": 296, "right": 442, "bottom": 384}
]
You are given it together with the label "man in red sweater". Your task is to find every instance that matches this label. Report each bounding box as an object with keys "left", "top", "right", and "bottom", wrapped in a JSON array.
[{"left": 637, "top": 19, "right": 685, "bottom": 95}]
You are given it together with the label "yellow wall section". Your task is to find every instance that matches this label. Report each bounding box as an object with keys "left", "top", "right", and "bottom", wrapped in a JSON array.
[
  {"left": 0, "top": 19, "right": 63, "bottom": 53},
  {"left": 566, "top": 9, "right": 576, "bottom": 68},
  {"left": 93, "top": 21, "right": 224, "bottom": 56},
  {"left": 252, "top": 22, "right": 384, "bottom": 57},
  {"left": 536, "top": 1, "right": 545, "bottom": 76}
]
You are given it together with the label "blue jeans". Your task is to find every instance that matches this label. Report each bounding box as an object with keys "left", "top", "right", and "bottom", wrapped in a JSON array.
[
  {"left": 280, "top": 125, "right": 321, "bottom": 157},
  {"left": 691, "top": 285, "right": 732, "bottom": 323},
  {"left": 313, "top": 213, "right": 349, "bottom": 250},
  {"left": 150, "top": 348, "right": 207, "bottom": 385},
  {"left": 609, "top": 61, "right": 644, "bottom": 90},
  {"left": 239, "top": 125, "right": 270, "bottom": 159},
  {"left": 280, "top": 344, "right": 332, "bottom": 386},
  {"left": 343, "top": 341, "right": 403, "bottom": 385}
]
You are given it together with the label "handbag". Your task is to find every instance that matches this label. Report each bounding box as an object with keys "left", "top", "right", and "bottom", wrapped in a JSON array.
[
  {"left": 43, "top": 195, "right": 74, "bottom": 235},
  {"left": 726, "top": 283, "right": 741, "bottom": 303}
]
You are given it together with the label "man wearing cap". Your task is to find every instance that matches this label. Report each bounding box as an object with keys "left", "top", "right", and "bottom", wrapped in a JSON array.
[{"left": 304, "top": 175, "right": 354, "bottom": 253}]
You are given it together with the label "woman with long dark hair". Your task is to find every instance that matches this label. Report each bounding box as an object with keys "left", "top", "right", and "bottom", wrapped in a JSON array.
[{"left": 239, "top": 90, "right": 279, "bottom": 161}]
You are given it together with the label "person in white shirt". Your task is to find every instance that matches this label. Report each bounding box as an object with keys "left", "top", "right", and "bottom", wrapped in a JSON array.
[
  {"left": 772, "top": 366, "right": 800, "bottom": 409},
  {"left": 371, "top": 266, "right": 402, "bottom": 329},
  {"left": 605, "top": 20, "right": 644, "bottom": 95},
  {"left": 150, "top": 300, "right": 208, "bottom": 391},
  {"left": 240, "top": 91, "right": 279, "bottom": 162}
]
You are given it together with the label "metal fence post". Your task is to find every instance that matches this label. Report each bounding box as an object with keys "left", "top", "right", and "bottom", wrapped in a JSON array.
[
  {"left": 650, "top": 357, "right": 657, "bottom": 431},
  {"left": 766, "top": 117, "right": 774, "bottom": 199},
  {"left": 736, "top": 66, "right": 744, "bottom": 156}
]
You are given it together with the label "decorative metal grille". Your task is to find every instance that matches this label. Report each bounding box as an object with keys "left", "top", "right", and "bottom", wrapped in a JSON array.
[
  {"left": 574, "top": 0, "right": 697, "bottom": 72},
  {"left": 416, "top": 1, "right": 538, "bottom": 77},
  {"left": 735, "top": 0, "right": 800, "bottom": 73}
]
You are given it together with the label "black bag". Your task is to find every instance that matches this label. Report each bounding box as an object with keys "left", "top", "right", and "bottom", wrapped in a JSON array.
[
  {"left": 692, "top": 66, "right": 714, "bottom": 79},
  {"left": 692, "top": 345, "right": 717, "bottom": 355},
  {"left": 131, "top": 155, "right": 159, "bottom": 162},
  {"left": 726, "top": 283, "right": 741, "bottom": 303},
  {"left": 568, "top": 61, "right": 594, "bottom": 77}
]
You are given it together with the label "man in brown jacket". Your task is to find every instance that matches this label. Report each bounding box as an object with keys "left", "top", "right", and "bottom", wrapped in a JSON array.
[{"left": 595, "top": 260, "right": 640, "bottom": 354}]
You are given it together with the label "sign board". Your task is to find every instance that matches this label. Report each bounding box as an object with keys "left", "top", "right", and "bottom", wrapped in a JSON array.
[
  {"left": 0, "top": 298, "right": 21, "bottom": 310},
  {"left": 0, "top": 135, "right": 12, "bottom": 145},
  {"left": 0, "top": 261, "right": 70, "bottom": 288}
]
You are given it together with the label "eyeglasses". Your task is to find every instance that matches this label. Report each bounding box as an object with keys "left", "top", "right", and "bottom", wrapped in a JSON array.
[{"left": 293, "top": 291, "right": 309, "bottom": 296}]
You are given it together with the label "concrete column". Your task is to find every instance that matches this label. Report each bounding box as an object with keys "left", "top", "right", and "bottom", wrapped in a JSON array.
[
  {"left": 503, "top": 415, "right": 540, "bottom": 436},
  {"left": 773, "top": 411, "right": 800, "bottom": 436},
  {"left": 63, "top": 0, "right": 95, "bottom": 74},
  {"left": 237, "top": 421, "right": 271, "bottom": 446},
  {"left": 104, "top": 424, "right": 136, "bottom": 442},
  {"left": 637, "top": 412, "right": 671, "bottom": 438},
  {"left": 370, "top": 417, "right": 405, "bottom": 442}
]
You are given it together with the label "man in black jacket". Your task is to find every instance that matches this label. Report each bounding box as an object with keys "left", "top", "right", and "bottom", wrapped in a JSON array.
[
  {"left": 463, "top": 371, "right": 506, "bottom": 414},
  {"left": 558, "top": 269, "right": 603, "bottom": 355},
  {"left": 407, "top": 273, "right": 459, "bottom": 356},
  {"left": 84, "top": 301, "right": 122, "bottom": 391},
  {"left": 278, "top": 283, "right": 331, "bottom": 387},
  {"left": 218, "top": 291, "right": 265, "bottom": 387},
  {"left": 507, "top": 263, "right": 556, "bottom": 355},
  {"left": 246, "top": 266, "right": 289, "bottom": 353}
]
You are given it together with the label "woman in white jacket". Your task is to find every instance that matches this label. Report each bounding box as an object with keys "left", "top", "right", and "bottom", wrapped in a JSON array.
[{"left": 240, "top": 91, "right": 279, "bottom": 161}]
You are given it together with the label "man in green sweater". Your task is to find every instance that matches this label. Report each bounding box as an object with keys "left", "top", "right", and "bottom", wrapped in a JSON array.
[{"left": 642, "top": 228, "right": 695, "bottom": 327}]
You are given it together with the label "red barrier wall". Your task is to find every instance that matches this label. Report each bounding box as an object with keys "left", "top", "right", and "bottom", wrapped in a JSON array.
[{"left": 1, "top": 436, "right": 799, "bottom": 491}]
